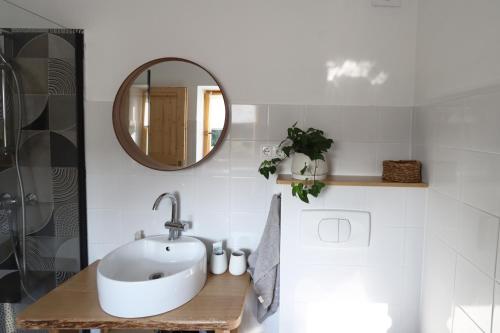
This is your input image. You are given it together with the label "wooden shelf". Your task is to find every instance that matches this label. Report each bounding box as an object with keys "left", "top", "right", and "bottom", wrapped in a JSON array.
[
  {"left": 17, "top": 261, "right": 250, "bottom": 332},
  {"left": 276, "top": 174, "right": 428, "bottom": 188}
]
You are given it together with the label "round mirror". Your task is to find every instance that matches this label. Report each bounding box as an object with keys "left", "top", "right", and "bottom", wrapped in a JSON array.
[{"left": 113, "top": 58, "right": 230, "bottom": 170}]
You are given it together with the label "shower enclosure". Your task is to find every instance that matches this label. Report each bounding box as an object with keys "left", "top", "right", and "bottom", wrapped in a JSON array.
[{"left": 0, "top": 29, "right": 87, "bottom": 333}]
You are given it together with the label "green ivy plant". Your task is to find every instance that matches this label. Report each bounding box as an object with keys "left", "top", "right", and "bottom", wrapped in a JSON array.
[{"left": 258, "top": 123, "right": 334, "bottom": 203}]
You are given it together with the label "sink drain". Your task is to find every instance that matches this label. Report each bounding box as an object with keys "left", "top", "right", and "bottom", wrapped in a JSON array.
[{"left": 148, "top": 272, "right": 164, "bottom": 280}]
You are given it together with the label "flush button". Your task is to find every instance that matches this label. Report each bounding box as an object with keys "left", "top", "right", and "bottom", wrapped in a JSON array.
[
  {"left": 301, "top": 209, "right": 371, "bottom": 248},
  {"left": 338, "top": 219, "right": 352, "bottom": 242},
  {"left": 318, "top": 218, "right": 352, "bottom": 243},
  {"left": 318, "top": 218, "right": 341, "bottom": 242}
]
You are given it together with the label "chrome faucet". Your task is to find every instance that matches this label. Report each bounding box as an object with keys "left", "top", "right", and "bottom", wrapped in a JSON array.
[{"left": 152, "top": 192, "right": 185, "bottom": 240}]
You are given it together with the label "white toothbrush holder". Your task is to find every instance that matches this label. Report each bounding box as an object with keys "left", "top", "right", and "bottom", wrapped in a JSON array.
[
  {"left": 229, "top": 250, "right": 247, "bottom": 276},
  {"left": 210, "top": 250, "right": 228, "bottom": 275}
]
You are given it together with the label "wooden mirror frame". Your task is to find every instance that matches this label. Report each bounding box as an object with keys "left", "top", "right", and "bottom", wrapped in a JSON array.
[{"left": 112, "top": 57, "right": 230, "bottom": 171}]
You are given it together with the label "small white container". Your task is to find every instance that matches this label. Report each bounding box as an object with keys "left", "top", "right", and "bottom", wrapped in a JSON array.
[
  {"left": 229, "top": 250, "right": 247, "bottom": 276},
  {"left": 210, "top": 250, "right": 228, "bottom": 275}
]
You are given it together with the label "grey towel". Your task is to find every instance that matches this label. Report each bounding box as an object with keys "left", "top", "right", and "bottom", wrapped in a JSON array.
[{"left": 247, "top": 194, "right": 281, "bottom": 322}]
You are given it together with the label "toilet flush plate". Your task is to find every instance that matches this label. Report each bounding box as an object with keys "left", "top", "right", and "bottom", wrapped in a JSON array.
[{"left": 300, "top": 209, "right": 371, "bottom": 248}]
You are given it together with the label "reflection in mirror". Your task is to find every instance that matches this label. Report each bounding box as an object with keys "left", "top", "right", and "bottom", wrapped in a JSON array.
[{"left": 116, "top": 59, "right": 228, "bottom": 170}]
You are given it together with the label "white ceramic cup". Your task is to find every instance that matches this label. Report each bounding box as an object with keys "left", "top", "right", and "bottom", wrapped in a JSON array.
[
  {"left": 210, "top": 250, "right": 228, "bottom": 275},
  {"left": 229, "top": 250, "right": 247, "bottom": 276}
]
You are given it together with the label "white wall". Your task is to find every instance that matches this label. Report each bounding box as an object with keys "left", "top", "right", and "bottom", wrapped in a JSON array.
[
  {"left": 414, "top": 0, "right": 500, "bottom": 105},
  {"left": 414, "top": 0, "right": 500, "bottom": 332},
  {"left": 280, "top": 186, "right": 426, "bottom": 333},
  {"left": 9, "top": 0, "right": 418, "bottom": 106},
  {"left": 0, "top": 0, "right": 59, "bottom": 28},
  {"left": 2, "top": 1, "right": 421, "bottom": 332}
]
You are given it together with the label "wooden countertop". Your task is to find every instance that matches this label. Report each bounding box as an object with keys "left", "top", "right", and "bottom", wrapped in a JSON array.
[
  {"left": 277, "top": 174, "right": 428, "bottom": 188},
  {"left": 16, "top": 261, "right": 250, "bottom": 332}
]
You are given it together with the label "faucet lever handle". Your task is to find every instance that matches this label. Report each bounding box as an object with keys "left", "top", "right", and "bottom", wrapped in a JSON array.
[{"left": 164, "top": 221, "right": 186, "bottom": 231}]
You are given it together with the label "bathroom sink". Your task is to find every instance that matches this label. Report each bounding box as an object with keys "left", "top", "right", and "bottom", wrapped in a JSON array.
[{"left": 96, "top": 235, "right": 207, "bottom": 318}]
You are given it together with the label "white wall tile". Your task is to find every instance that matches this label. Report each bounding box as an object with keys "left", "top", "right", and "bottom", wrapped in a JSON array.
[
  {"left": 461, "top": 150, "right": 500, "bottom": 217},
  {"left": 367, "top": 227, "right": 406, "bottom": 267},
  {"left": 84, "top": 102, "right": 135, "bottom": 175},
  {"left": 230, "top": 140, "right": 261, "bottom": 176},
  {"left": 366, "top": 187, "right": 407, "bottom": 227},
  {"left": 295, "top": 245, "right": 369, "bottom": 267},
  {"left": 322, "top": 186, "right": 366, "bottom": 210},
  {"left": 415, "top": 88, "right": 500, "bottom": 333},
  {"left": 398, "top": 267, "right": 422, "bottom": 333},
  {"left": 377, "top": 107, "right": 412, "bottom": 143},
  {"left": 83, "top": 101, "right": 420, "bottom": 332},
  {"left": 227, "top": 231, "right": 260, "bottom": 252},
  {"left": 86, "top": 174, "right": 126, "bottom": 210},
  {"left": 457, "top": 204, "right": 499, "bottom": 278},
  {"left": 230, "top": 212, "right": 268, "bottom": 241},
  {"left": 87, "top": 209, "right": 122, "bottom": 244},
  {"left": 195, "top": 176, "right": 230, "bottom": 214},
  {"left": 463, "top": 90, "right": 500, "bottom": 154},
  {"left": 420, "top": 236, "right": 456, "bottom": 333},
  {"left": 281, "top": 185, "right": 425, "bottom": 333},
  {"left": 304, "top": 105, "right": 343, "bottom": 141},
  {"left": 230, "top": 176, "right": 268, "bottom": 213},
  {"left": 427, "top": 190, "right": 460, "bottom": 249},
  {"left": 405, "top": 188, "right": 427, "bottom": 228},
  {"left": 492, "top": 283, "right": 500, "bottom": 333},
  {"left": 428, "top": 146, "right": 462, "bottom": 199},
  {"left": 268, "top": 105, "right": 304, "bottom": 141},
  {"left": 334, "top": 142, "right": 378, "bottom": 175},
  {"left": 404, "top": 228, "right": 424, "bottom": 268},
  {"left": 194, "top": 140, "right": 230, "bottom": 176},
  {"left": 341, "top": 106, "right": 379, "bottom": 142},
  {"left": 230, "top": 104, "right": 268, "bottom": 141},
  {"left": 434, "top": 103, "right": 464, "bottom": 149},
  {"left": 187, "top": 212, "right": 230, "bottom": 247},
  {"left": 122, "top": 175, "right": 195, "bottom": 213},
  {"left": 452, "top": 306, "right": 484, "bottom": 333},
  {"left": 88, "top": 243, "right": 120, "bottom": 263},
  {"left": 454, "top": 256, "right": 494, "bottom": 332},
  {"left": 121, "top": 210, "right": 158, "bottom": 242},
  {"left": 416, "top": 1, "right": 500, "bottom": 331},
  {"left": 412, "top": 107, "right": 436, "bottom": 147}
]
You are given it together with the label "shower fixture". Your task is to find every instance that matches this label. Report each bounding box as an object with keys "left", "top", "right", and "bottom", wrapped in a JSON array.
[
  {"left": 1, "top": 62, "right": 8, "bottom": 156},
  {"left": 0, "top": 50, "right": 35, "bottom": 302}
]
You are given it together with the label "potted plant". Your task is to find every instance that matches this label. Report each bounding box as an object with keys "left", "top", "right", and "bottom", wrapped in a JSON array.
[{"left": 258, "top": 123, "right": 334, "bottom": 203}]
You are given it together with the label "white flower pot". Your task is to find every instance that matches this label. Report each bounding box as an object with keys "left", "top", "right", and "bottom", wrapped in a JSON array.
[{"left": 291, "top": 153, "right": 328, "bottom": 180}]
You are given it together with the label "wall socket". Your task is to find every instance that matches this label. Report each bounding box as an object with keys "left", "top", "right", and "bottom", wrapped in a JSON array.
[
  {"left": 371, "top": 0, "right": 401, "bottom": 7},
  {"left": 261, "top": 144, "right": 285, "bottom": 159}
]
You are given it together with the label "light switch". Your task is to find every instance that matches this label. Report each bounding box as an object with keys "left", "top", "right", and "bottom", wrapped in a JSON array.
[{"left": 371, "top": 0, "right": 401, "bottom": 7}]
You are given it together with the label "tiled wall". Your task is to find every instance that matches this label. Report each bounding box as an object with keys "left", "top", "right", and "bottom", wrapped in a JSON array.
[
  {"left": 413, "top": 86, "right": 500, "bottom": 333},
  {"left": 279, "top": 185, "right": 426, "bottom": 333},
  {"left": 85, "top": 103, "right": 413, "bottom": 262},
  {"left": 0, "top": 30, "right": 85, "bottom": 302},
  {"left": 85, "top": 102, "right": 413, "bottom": 332}
]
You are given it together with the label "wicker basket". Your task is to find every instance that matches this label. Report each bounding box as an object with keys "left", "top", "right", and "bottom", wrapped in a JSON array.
[{"left": 382, "top": 160, "right": 422, "bottom": 183}]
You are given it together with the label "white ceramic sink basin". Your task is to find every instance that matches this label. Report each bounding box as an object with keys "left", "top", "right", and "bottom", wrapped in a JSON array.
[{"left": 97, "top": 235, "right": 207, "bottom": 318}]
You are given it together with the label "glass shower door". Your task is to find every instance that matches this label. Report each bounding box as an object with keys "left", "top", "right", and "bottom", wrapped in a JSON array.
[{"left": 0, "top": 29, "right": 87, "bottom": 333}]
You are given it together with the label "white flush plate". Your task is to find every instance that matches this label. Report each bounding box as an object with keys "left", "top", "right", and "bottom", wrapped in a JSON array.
[
  {"left": 300, "top": 209, "right": 371, "bottom": 248},
  {"left": 371, "top": 0, "right": 401, "bottom": 7}
]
